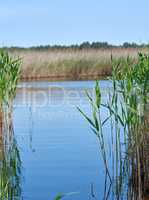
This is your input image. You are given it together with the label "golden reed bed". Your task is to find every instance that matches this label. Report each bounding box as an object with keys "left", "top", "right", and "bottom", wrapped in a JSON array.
[{"left": 10, "top": 48, "right": 149, "bottom": 80}]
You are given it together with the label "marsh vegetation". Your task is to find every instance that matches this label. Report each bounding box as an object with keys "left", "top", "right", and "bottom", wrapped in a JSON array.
[
  {"left": 8, "top": 48, "right": 148, "bottom": 80},
  {"left": 0, "top": 50, "right": 148, "bottom": 200},
  {"left": 0, "top": 51, "right": 21, "bottom": 200},
  {"left": 79, "top": 53, "right": 149, "bottom": 199}
]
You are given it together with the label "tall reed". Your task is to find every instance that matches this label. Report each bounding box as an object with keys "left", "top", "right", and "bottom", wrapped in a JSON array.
[
  {"left": 10, "top": 48, "right": 148, "bottom": 80},
  {"left": 78, "top": 53, "right": 149, "bottom": 199},
  {"left": 0, "top": 51, "right": 22, "bottom": 200},
  {"left": 0, "top": 51, "right": 21, "bottom": 130}
]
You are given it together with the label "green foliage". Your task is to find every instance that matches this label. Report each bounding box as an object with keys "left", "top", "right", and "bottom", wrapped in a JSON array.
[
  {"left": 122, "top": 42, "right": 138, "bottom": 48},
  {"left": 0, "top": 51, "right": 22, "bottom": 199},
  {"left": 78, "top": 53, "right": 149, "bottom": 199},
  {"left": 78, "top": 80, "right": 112, "bottom": 183},
  {"left": 0, "top": 50, "right": 21, "bottom": 108}
]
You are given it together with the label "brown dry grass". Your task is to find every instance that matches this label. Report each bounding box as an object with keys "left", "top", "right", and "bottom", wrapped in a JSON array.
[{"left": 9, "top": 48, "right": 149, "bottom": 80}]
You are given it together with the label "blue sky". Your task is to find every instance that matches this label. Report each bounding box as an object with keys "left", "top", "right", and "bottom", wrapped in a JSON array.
[{"left": 0, "top": 0, "right": 149, "bottom": 47}]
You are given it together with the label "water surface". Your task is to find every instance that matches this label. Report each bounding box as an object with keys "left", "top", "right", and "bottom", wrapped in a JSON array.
[{"left": 13, "top": 80, "right": 112, "bottom": 200}]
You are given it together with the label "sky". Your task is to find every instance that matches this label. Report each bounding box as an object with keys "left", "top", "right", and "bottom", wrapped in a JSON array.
[{"left": 0, "top": 0, "right": 149, "bottom": 47}]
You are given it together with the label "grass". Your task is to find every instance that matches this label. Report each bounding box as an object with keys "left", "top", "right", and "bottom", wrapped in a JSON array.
[
  {"left": 78, "top": 53, "right": 149, "bottom": 199},
  {"left": 9, "top": 48, "right": 149, "bottom": 80}
]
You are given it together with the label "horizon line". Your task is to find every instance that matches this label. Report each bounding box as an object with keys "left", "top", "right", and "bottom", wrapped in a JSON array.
[{"left": 0, "top": 41, "right": 149, "bottom": 49}]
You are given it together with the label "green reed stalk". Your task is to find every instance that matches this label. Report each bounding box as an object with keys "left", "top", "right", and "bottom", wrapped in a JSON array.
[
  {"left": 77, "top": 81, "right": 112, "bottom": 183},
  {"left": 0, "top": 50, "right": 21, "bottom": 127},
  {"left": 0, "top": 50, "right": 21, "bottom": 200},
  {"left": 78, "top": 53, "right": 149, "bottom": 199}
]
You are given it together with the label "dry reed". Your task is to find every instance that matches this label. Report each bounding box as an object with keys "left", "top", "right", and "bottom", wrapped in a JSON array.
[{"left": 9, "top": 48, "right": 148, "bottom": 80}]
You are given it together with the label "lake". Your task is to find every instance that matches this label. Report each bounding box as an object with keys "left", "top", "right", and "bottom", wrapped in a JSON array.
[{"left": 12, "top": 80, "right": 113, "bottom": 200}]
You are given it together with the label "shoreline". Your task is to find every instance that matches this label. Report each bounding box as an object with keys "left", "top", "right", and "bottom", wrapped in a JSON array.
[{"left": 20, "top": 73, "right": 110, "bottom": 82}]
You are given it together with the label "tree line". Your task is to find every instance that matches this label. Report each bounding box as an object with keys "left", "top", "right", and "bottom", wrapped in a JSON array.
[{"left": 1, "top": 41, "right": 149, "bottom": 51}]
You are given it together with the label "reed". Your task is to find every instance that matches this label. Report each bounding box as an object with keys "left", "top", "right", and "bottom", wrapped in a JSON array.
[
  {"left": 9, "top": 48, "right": 148, "bottom": 80},
  {"left": 0, "top": 51, "right": 21, "bottom": 130},
  {"left": 0, "top": 51, "right": 21, "bottom": 199},
  {"left": 78, "top": 53, "right": 149, "bottom": 199}
]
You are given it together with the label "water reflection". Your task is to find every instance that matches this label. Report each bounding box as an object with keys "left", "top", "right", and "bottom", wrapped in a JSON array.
[{"left": 0, "top": 111, "right": 22, "bottom": 200}]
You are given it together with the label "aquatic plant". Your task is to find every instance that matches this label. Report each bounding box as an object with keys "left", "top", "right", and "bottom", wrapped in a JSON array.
[
  {"left": 78, "top": 53, "right": 149, "bottom": 199},
  {"left": 0, "top": 50, "right": 22, "bottom": 200},
  {"left": 0, "top": 50, "right": 21, "bottom": 129},
  {"left": 8, "top": 48, "right": 147, "bottom": 80},
  {"left": 77, "top": 81, "right": 112, "bottom": 182}
]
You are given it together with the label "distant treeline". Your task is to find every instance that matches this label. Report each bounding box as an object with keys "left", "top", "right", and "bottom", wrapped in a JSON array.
[{"left": 1, "top": 41, "right": 149, "bottom": 51}]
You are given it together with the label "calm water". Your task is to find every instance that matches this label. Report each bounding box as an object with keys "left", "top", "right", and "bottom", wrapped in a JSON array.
[{"left": 13, "top": 80, "right": 112, "bottom": 200}]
